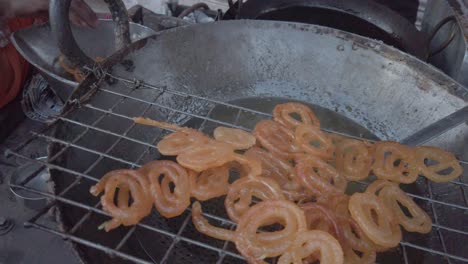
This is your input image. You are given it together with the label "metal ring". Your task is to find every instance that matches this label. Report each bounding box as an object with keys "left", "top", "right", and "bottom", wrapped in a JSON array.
[
  {"left": 177, "top": 2, "right": 210, "bottom": 18},
  {"left": 427, "top": 16, "right": 458, "bottom": 59},
  {"left": 49, "top": 0, "right": 131, "bottom": 68}
]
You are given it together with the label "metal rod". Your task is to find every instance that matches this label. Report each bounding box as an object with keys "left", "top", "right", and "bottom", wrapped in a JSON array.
[
  {"left": 216, "top": 225, "right": 236, "bottom": 264},
  {"left": 115, "top": 226, "right": 137, "bottom": 251},
  {"left": 45, "top": 89, "right": 133, "bottom": 167},
  {"left": 11, "top": 148, "right": 468, "bottom": 216},
  {"left": 401, "top": 241, "right": 468, "bottom": 262},
  {"left": 70, "top": 201, "right": 101, "bottom": 234},
  {"left": 12, "top": 179, "right": 468, "bottom": 262},
  {"left": 401, "top": 244, "right": 409, "bottom": 264},
  {"left": 10, "top": 183, "right": 245, "bottom": 260},
  {"left": 61, "top": 115, "right": 157, "bottom": 149},
  {"left": 159, "top": 213, "right": 192, "bottom": 264},
  {"left": 426, "top": 180, "right": 452, "bottom": 264},
  {"left": 107, "top": 73, "right": 271, "bottom": 117},
  {"left": 27, "top": 222, "right": 153, "bottom": 264},
  {"left": 401, "top": 106, "right": 468, "bottom": 147},
  {"left": 27, "top": 201, "right": 57, "bottom": 224},
  {"left": 99, "top": 88, "right": 252, "bottom": 131}
]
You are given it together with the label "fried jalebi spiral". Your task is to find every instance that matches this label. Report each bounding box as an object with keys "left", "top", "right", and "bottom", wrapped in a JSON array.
[
  {"left": 253, "top": 120, "right": 301, "bottom": 159},
  {"left": 278, "top": 230, "right": 344, "bottom": 264},
  {"left": 335, "top": 139, "right": 373, "bottom": 181},
  {"left": 177, "top": 142, "right": 235, "bottom": 172},
  {"left": 157, "top": 131, "right": 210, "bottom": 156},
  {"left": 140, "top": 160, "right": 190, "bottom": 218},
  {"left": 338, "top": 217, "right": 378, "bottom": 264},
  {"left": 300, "top": 203, "right": 340, "bottom": 237},
  {"left": 192, "top": 202, "right": 236, "bottom": 241},
  {"left": 372, "top": 142, "right": 419, "bottom": 184},
  {"left": 301, "top": 202, "right": 377, "bottom": 264},
  {"left": 96, "top": 103, "right": 463, "bottom": 263},
  {"left": 225, "top": 176, "right": 285, "bottom": 222},
  {"left": 341, "top": 246, "right": 376, "bottom": 264},
  {"left": 336, "top": 216, "right": 379, "bottom": 252},
  {"left": 368, "top": 180, "right": 432, "bottom": 234},
  {"left": 134, "top": 117, "right": 211, "bottom": 156},
  {"left": 189, "top": 166, "right": 230, "bottom": 201},
  {"left": 235, "top": 200, "right": 307, "bottom": 262},
  {"left": 90, "top": 170, "right": 152, "bottom": 231},
  {"left": 245, "top": 147, "right": 312, "bottom": 201},
  {"left": 273, "top": 102, "right": 320, "bottom": 129},
  {"left": 318, "top": 194, "right": 350, "bottom": 217},
  {"left": 348, "top": 192, "right": 402, "bottom": 248},
  {"left": 294, "top": 124, "right": 335, "bottom": 160},
  {"left": 295, "top": 155, "right": 347, "bottom": 197},
  {"left": 233, "top": 154, "right": 262, "bottom": 178},
  {"left": 213, "top": 126, "right": 256, "bottom": 150},
  {"left": 415, "top": 146, "right": 463, "bottom": 183}
]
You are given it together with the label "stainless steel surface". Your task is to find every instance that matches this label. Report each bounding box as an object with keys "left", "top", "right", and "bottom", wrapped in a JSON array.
[
  {"left": 422, "top": 0, "right": 468, "bottom": 87},
  {"left": 10, "top": 20, "right": 156, "bottom": 101},
  {"left": 401, "top": 106, "right": 468, "bottom": 146},
  {"left": 227, "top": 0, "right": 429, "bottom": 59},
  {"left": 49, "top": 0, "right": 130, "bottom": 68},
  {"left": 5, "top": 20, "right": 468, "bottom": 263}
]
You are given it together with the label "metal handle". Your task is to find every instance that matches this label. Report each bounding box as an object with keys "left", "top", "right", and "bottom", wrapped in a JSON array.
[
  {"left": 426, "top": 16, "right": 458, "bottom": 59},
  {"left": 49, "top": 0, "right": 131, "bottom": 68}
]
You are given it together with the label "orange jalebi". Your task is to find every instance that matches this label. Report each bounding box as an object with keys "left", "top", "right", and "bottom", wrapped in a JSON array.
[
  {"left": 278, "top": 230, "right": 344, "bottom": 264},
  {"left": 140, "top": 160, "right": 191, "bottom": 218},
  {"left": 235, "top": 200, "right": 307, "bottom": 262},
  {"left": 415, "top": 146, "right": 462, "bottom": 183},
  {"left": 244, "top": 147, "right": 312, "bottom": 201},
  {"left": 189, "top": 166, "right": 230, "bottom": 201},
  {"left": 90, "top": 170, "right": 152, "bottom": 231},
  {"left": 367, "top": 180, "right": 432, "bottom": 234},
  {"left": 317, "top": 193, "right": 350, "bottom": 217},
  {"left": 232, "top": 154, "right": 263, "bottom": 178},
  {"left": 335, "top": 138, "right": 374, "bottom": 181},
  {"left": 253, "top": 120, "right": 301, "bottom": 160},
  {"left": 225, "top": 176, "right": 285, "bottom": 222},
  {"left": 134, "top": 117, "right": 211, "bottom": 156},
  {"left": 191, "top": 202, "right": 236, "bottom": 241},
  {"left": 372, "top": 142, "right": 419, "bottom": 184},
  {"left": 301, "top": 202, "right": 377, "bottom": 264},
  {"left": 294, "top": 124, "right": 335, "bottom": 160},
  {"left": 213, "top": 126, "right": 256, "bottom": 150},
  {"left": 177, "top": 142, "right": 235, "bottom": 172},
  {"left": 192, "top": 202, "right": 236, "bottom": 241},
  {"left": 157, "top": 131, "right": 210, "bottom": 156},
  {"left": 295, "top": 155, "right": 347, "bottom": 197},
  {"left": 300, "top": 203, "right": 340, "bottom": 237},
  {"left": 273, "top": 102, "right": 320, "bottom": 129},
  {"left": 348, "top": 192, "right": 402, "bottom": 248},
  {"left": 87, "top": 103, "right": 465, "bottom": 264}
]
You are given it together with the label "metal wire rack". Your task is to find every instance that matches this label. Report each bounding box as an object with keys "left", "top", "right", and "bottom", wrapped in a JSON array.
[{"left": 5, "top": 71, "right": 468, "bottom": 264}]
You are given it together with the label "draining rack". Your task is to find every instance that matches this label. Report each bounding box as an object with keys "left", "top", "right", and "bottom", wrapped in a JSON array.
[{"left": 5, "top": 67, "right": 468, "bottom": 264}]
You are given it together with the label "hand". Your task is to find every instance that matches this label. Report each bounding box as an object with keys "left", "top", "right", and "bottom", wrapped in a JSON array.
[{"left": 0, "top": 0, "right": 98, "bottom": 28}]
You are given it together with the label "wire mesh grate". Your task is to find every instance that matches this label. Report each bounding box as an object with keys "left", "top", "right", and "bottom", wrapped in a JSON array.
[{"left": 6, "top": 72, "right": 468, "bottom": 264}]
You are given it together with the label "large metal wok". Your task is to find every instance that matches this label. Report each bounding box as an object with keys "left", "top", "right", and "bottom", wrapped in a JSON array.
[{"left": 9, "top": 1, "right": 467, "bottom": 263}]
